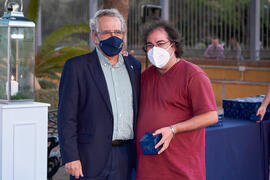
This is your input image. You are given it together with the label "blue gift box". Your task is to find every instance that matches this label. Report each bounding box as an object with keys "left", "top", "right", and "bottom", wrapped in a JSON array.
[
  {"left": 139, "top": 133, "right": 162, "bottom": 155},
  {"left": 223, "top": 95, "right": 270, "bottom": 121}
]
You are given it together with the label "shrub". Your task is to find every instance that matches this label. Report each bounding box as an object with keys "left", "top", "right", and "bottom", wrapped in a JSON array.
[
  {"left": 38, "top": 79, "right": 58, "bottom": 89},
  {"left": 35, "top": 89, "right": 58, "bottom": 110}
]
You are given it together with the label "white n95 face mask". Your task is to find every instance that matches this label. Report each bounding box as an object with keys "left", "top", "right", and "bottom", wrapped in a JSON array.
[{"left": 147, "top": 45, "right": 172, "bottom": 68}]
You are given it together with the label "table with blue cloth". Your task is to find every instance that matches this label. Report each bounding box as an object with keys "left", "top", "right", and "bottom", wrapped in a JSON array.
[{"left": 206, "top": 118, "right": 270, "bottom": 180}]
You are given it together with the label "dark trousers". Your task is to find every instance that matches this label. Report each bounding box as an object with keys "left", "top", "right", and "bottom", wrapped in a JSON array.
[{"left": 70, "top": 141, "right": 135, "bottom": 180}]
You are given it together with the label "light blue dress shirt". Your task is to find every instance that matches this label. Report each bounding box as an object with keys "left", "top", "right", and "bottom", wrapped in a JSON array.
[{"left": 96, "top": 48, "right": 134, "bottom": 140}]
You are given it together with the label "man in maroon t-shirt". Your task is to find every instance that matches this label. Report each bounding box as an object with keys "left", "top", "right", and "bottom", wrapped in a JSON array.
[{"left": 136, "top": 20, "right": 218, "bottom": 180}]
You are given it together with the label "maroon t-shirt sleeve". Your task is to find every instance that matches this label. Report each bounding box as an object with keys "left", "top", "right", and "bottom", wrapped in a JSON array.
[{"left": 188, "top": 72, "right": 217, "bottom": 116}]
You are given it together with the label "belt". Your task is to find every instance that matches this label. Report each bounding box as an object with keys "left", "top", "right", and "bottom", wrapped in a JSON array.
[{"left": 112, "top": 140, "right": 131, "bottom": 147}]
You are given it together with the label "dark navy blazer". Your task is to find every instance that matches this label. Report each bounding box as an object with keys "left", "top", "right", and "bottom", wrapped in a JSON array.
[{"left": 58, "top": 49, "right": 141, "bottom": 178}]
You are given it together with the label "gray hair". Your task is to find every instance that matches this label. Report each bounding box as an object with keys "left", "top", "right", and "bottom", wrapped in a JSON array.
[{"left": 90, "top": 8, "right": 126, "bottom": 34}]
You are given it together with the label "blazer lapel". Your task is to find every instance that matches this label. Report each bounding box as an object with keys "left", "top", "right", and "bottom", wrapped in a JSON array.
[
  {"left": 123, "top": 56, "right": 138, "bottom": 123},
  {"left": 87, "top": 50, "right": 113, "bottom": 116}
]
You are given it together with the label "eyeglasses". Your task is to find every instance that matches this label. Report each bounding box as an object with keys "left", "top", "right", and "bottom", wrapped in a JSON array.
[
  {"left": 143, "top": 40, "right": 171, "bottom": 51},
  {"left": 97, "top": 30, "right": 124, "bottom": 37}
]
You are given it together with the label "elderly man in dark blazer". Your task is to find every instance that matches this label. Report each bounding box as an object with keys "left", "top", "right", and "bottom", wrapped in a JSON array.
[{"left": 58, "top": 8, "right": 141, "bottom": 180}]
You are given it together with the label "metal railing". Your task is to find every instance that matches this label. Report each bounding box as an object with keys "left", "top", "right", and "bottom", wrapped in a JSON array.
[
  {"left": 127, "top": 0, "right": 160, "bottom": 51},
  {"left": 127, "top": 0, "right": 270, "bottom": 60},
  {"left": 36, "top": 0, "right": 270, "bottom": 60}
]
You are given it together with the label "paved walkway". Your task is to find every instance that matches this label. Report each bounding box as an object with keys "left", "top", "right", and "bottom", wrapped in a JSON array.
[{"left": 53, "top": 166, "right": 69, "bottom": 180}]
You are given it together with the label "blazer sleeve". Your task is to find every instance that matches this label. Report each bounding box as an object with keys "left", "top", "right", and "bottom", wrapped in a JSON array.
[{"left": 58, "top": 59, "right": 80, "bottom": 164}]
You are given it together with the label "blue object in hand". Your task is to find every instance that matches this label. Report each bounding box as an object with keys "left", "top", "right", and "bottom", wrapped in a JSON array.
[{"left": 139, "top": 132, "right": 162, "bottom": 155}]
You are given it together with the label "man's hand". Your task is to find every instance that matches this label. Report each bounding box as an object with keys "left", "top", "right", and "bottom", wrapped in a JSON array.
[
  {"left": 65, "top": 160, "right": 84, "bottom": 179},
  {"left": 153, "top": 126, "right": 174, "bottom": 154},
  {"left": 121, "top": 50, "right": 135, "bottom": 56}
]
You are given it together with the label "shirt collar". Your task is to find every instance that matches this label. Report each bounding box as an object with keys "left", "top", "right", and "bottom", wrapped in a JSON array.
[{"left": 96, "top": 47, "right": 124, "bottom": 68}]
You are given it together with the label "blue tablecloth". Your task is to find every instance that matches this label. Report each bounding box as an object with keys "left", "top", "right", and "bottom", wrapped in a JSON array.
[
  {"left": 206, "top": 118, "right": 270, "bottom": 180},
  {"left": 132, "top": 118, "right": 270, "bottom": 180}
]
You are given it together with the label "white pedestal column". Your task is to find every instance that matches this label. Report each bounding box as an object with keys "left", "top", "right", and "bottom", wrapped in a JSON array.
[{"left": 0, "top": 102, "right": 50, "bottom": 180}]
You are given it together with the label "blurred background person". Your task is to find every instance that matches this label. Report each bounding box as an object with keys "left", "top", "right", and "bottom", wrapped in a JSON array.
[
  {"left": 204, "top": 38, "right": 224, "bottom": 59},
  {"left": 227, "top": 38, "right": 243, "bottom": 60}
]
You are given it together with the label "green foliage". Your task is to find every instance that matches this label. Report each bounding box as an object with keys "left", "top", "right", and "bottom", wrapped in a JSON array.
[
  {"left": 35, "top": 89, "right": 58, "bottom": 110},
  {"left": 26, "top": 0, "right": 39, "bottom": 23},
  {"left": 0, "top": 84, "right": 7, "bottom": 100},
  {"left": 25, "top": 0, "right": 91, "bottom": 81},
  {"left": 38, "top": 79, "right": 57, "bottom": 89},
  {"left": 35, "top": 24, "right": 91, "bottom": 80},
  {"left": 36, "top": 38, "right": 91, "bottom": 80},
  {"left": 37, "top": 24, "right": 91, "bottom": 57},
  {"left": 10, "top": 92, "right": 32, "bottom": 100}
]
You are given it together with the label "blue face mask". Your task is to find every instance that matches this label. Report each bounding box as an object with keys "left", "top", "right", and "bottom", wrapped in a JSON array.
[{"left": 99, "top": 36, "right": 124, "bottom": 57}]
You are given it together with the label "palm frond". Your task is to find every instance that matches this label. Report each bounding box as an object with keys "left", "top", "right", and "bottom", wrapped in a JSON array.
[
  {"left": 26, "top": 0, "right": 91, "bottom": 81},
  {"left": 37, "top": 24, "right": 90, "bottom": 57},
  {"left": 35, "top": 46, "right": 91, "bottom": 78},
  {"left": 37, "top": 71, "right": 61, "bottom": 80},
  {"left": 36, "top": 46, "right": 90, "bottom": 68}
]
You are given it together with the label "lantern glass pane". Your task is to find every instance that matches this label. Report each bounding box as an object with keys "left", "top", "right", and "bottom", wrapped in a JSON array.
[
  {"left": 0, "top": 27, "right": 8, "bottom": 101},
  {"left": 10, "top": 27, "right": 35, "bottom": 101}
]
